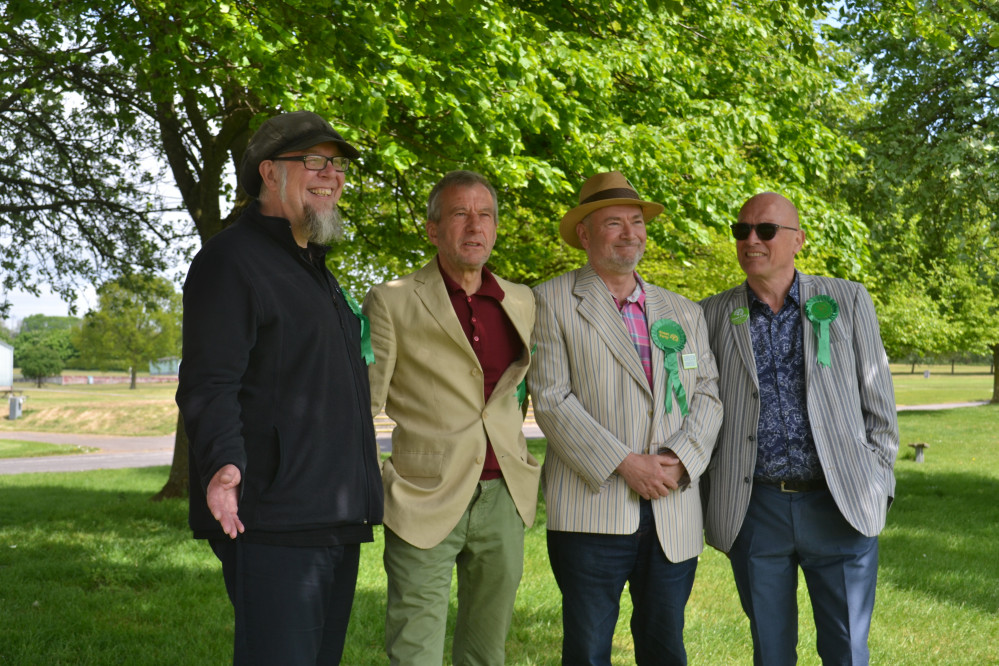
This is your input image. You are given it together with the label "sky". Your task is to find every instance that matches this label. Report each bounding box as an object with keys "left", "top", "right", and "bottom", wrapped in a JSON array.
[{"left": 2, "top": 285, "right": 97, "bottom": 330}]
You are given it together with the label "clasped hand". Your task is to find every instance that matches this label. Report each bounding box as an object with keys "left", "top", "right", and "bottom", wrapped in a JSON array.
[{"left": 616, "top": 450, "right": 688, "bottom": 500}]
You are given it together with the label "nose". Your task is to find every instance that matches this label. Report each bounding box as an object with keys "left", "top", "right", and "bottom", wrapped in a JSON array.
[{"left": 466, "top": 212, "right": 487, "bottom": 230}]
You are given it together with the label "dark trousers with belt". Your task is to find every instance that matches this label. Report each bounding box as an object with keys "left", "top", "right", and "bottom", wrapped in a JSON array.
[
  {"left": 728, "top": 483, "right": 879, "bottom": 666},
  {"left": 210, "top": 539, "right": 360, "bottom": 665}
]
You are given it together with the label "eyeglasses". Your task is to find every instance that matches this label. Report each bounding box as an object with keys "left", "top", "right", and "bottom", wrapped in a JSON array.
[
  {"left": 271, "top": 154, "right": 352, "bottom": 172},
  {"left": 730, "top": 222, "right": 799, "bottom": 241}
]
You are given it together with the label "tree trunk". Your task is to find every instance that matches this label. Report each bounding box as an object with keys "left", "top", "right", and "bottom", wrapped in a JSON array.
[
  {"left": 152, "top": 411, "right": 189, "bottom": 501},
  {"left": 130, "top": 366, "right": 137, "bottom": 389}
]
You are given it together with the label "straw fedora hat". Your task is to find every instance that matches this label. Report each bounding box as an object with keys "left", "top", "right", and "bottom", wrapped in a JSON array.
[{"left": 559, "top": 171, "right": 664, "bottom": 249}]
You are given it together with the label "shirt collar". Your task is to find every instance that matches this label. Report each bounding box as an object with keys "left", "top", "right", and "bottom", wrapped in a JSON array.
[
  {"left": 437, "top": 258, "right": 505, "bottom": 301},
  {"left": 613, "top": 273, "right": 646, "bottom": 309},
  {"left": 748, "top": 271, "right": 801, "bottom": 312}
]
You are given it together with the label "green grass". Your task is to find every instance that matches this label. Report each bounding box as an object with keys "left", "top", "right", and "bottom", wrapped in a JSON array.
[
  {"left": 1, "top": 383, "right": 178, "bottom": 436},
  {"left": 891, "top": 363, "right": 995, "bottom": 406},
  {"left": 0, "top": 439, "right": 97, "bottom": 458},
  {"left": 2, "top": 411, "right": 998, "bottom": 664}
]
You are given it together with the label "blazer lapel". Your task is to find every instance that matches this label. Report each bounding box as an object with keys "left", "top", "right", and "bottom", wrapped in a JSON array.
[
  {"left": 731, "top": 283, "right": 759, "bottom": 390},
  {"left": 413, "top": 260, "right": 480, "bottom": 367},
  {"left": 798, "top": 272, "right": 818, "bottom": 386},
  {"left": 488, "top": 281, "right": 533, "bottom": 406},
  {"left": 644, "top": 285, "right": 675, "bottom": 407},
  {"left": 574, "top": 265, "right": 651, "bottom": 396}
]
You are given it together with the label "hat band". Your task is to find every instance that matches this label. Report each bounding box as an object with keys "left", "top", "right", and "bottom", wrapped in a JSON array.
[{"left": 580, "top": 187, "right": 641, "bottom": 205}]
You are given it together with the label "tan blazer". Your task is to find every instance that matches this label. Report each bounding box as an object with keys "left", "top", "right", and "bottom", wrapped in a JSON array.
[
  {"left": 700, "top": 273, "right": 899, "bottom": 553},
  {"left": 527, "top": 265, "right": 723, "bottom": 562},
  {"left": 363, "top": 259, "right": 541, "bottom": 549}
]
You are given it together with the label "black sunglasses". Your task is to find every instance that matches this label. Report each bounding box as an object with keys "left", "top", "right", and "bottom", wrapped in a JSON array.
[{"left": 730, "top": 222, "right": 799, "bottom": 241}]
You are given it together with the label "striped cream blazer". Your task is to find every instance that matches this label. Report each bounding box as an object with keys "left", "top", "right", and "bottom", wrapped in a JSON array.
[
  {"left": 700, "top": 272, "right": 899, "bottom": 552},
  {"left": 527, "top": 264, "right": 723, "bottom": 562}
]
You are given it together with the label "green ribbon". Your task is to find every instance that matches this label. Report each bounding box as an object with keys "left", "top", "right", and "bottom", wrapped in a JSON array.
[
  {"left": 515, "top": 344, "right": 537, "bottom": 409},
  {"left": 650, "top": 319, "right": 690, "bottom": 416},
  {"left": 340, "top": 289, "right": 375, "bottom": 366},
  {"left": 805, "top": 294, "right": 839, "bottom": 368}
]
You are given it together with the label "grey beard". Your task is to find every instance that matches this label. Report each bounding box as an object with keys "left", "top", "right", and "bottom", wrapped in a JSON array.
[
  {"left": 303, "top": 204, "right": 344, "bottom": 244},
  {"left": 608, "top": 246, "right": 644, "bottom": 273}
]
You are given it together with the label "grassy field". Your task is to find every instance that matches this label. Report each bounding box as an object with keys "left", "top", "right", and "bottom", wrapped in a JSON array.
[
  {"left": 0, "top": 382, "right": 179, "bottom": 437},
  {"left": 890, "top": 363, "right": 995, "bottom": 406},
  {"left": 1, "top": 406, "right": 997, "bottom": 664}
]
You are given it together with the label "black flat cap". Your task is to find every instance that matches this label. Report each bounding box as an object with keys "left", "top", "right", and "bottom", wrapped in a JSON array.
[{"left": 239, "top": 111, "right": 361, "bottom": 198}]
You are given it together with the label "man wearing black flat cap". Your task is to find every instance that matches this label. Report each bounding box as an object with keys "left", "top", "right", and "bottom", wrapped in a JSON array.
[
  {"left": 176, "top": 110, "right": 383, "bottom": 665},
  {"left": 527, "top": 171, "right": 722, "bottom": 665}
]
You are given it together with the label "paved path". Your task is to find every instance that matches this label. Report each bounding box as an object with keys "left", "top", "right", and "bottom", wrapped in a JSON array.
[{"left": 0, "top": 403, "right": 985, "bottom": 475}]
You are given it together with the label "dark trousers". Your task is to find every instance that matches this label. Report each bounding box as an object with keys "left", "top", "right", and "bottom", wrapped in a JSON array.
[
  {"left": 210, "top": 539, "right": 360, "bottom": 665},
  {"left": 547, "top": 500, "right": 698, "bottom": 666},
  {"left": 728, "top": 484, "right": 879, "bottom": 666}
]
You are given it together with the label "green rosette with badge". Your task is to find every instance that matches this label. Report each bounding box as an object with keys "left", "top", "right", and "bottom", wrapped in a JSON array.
[
  {"left": 805, "top": 294, "right": 839, "bottom": 368},
  {"left": 650, "top": 318, "right": 690, "bottom": 416},
  {"left": 340, "top": 289, "right": 375, "bottom": 366}
]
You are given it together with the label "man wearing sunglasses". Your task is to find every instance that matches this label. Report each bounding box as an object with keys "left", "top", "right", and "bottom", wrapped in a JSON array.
[
  {"left": 700, "top": 192, "right": 899, "bottom": 665},
  {"left": 177, "top": 111, "right": 384, "bottom": 664}
]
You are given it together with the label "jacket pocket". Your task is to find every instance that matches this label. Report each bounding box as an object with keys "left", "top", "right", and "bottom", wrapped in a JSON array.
[{"left": 391, "top": 450, "right": 444, "bottom": 478}]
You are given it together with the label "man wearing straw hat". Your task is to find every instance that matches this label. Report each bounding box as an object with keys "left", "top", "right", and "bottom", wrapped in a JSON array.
[{"left": 527, "top": 171, "right": 722, "bottom": 665}]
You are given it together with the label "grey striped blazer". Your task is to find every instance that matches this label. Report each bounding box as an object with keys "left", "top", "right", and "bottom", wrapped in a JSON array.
[
  {"left": 528, "top": 265, "right": 723, "bottom": 562},
  {"left": 700, "top": 273, "right": 899, "bottom": 552}
]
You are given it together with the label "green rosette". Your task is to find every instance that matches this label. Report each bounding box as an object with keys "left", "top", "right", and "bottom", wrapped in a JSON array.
[
  {"left": 650, "top": 319, "right": 690, "bottom": 416},
  {"left": 341, "top": 289, "right": 375, "bottom": 366},
  {"left": 515, "top": 345, "right": 537, "bottom": 409},
  {"left": 805, "top": 294, "right": 839, "bottom": 368}
]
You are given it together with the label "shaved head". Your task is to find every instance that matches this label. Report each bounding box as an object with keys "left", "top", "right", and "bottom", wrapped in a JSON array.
[{"left": 738, "top": 192, "right": 800, "bottom": 227}]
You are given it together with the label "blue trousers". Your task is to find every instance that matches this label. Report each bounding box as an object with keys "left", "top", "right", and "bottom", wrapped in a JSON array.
[
  {"left": 211, "top": 539, "right": 360, "bottom": 665},
  {"left": 547, "top": 500, "right": 698, "bottom": 666},
  {"left": 729, "top": 484, "right": 879, "bottom": 666}
]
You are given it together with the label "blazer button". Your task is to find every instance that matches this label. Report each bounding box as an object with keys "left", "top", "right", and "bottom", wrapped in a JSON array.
[
  {"left": 747, "top": 435, "right": 755, "bottom": 442},
  {"left": 752, "top": 390, "right": 759, "bottom": 399},
  {"left": 744, "top": 476, "right": 751, "bottom": 484},
  {"left": 476, "top": 456, "right": 484, "bottom": 464}
]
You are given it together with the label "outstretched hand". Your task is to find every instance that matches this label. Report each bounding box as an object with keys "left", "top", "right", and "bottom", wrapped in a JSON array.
[{"left": 207, "top": 464, "right": 244, "bottom": 539}]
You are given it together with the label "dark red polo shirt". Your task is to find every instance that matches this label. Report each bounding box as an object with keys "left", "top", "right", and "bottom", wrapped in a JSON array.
[{"left": 439, "top": 259, "right": 523, "bottom": 480}]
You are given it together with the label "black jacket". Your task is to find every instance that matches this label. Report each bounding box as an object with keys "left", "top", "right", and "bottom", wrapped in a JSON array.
[{"left": 176, "top": 202, "right": 383, "bottom": 545}]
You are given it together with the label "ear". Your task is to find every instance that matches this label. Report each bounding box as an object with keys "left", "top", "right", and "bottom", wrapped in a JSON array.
[
  {"left": 259, "top": 160, "right": 279, "bottom": 194},
  {"left": 795, "top": 229, "right": 806, "bottom": 254},
  {"left": 576, "top": 222, "right": 590, "bottom": 250},
  {"left": 425, "top": 219, "right": 439, "bottom": 247}
]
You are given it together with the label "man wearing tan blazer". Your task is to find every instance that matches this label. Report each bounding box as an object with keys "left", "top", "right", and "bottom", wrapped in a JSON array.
[
  {"left": 363, "top": 170, "right": 540, "bottom": 666},
  {"left": 700, "top": 192, "right": 899, "bottom": 665},
  {"left": 528, "top": 172, "right": 723, "bottom": 666}
]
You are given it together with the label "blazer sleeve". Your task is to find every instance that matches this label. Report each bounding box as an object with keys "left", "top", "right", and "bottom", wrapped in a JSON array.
[
  {"left": 528, "top": 285, "right": 632, "bottom": 491},
  {"left": 851, "top": 284, "right": 899, "bottom": 474},
  {"left": 362, "top": 285, "right": 397, "bottom": 419}
]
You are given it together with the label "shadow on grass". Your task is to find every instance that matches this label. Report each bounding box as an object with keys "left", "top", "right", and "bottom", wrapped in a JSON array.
[{"left": 880, "top": 466, "right": 999, "bottom": 614}]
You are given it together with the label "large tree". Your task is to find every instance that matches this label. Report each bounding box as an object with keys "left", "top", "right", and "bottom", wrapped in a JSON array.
[
  {"left": 832, "top": 1, "right": 999, "bottom": 401},
  {"left": 74, "top": 275, "right": 182, "bottom": 389},
  {"left": 4, "top": 0, "right": 870, "bottom": 496}
]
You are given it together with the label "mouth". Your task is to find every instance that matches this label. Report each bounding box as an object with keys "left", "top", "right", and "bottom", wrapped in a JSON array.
[
  {"left": 745, "top": 251, "right": 767, "bottom": 258},
  {"left": 308, "top": 188, "right": 334, "bottom": 197}
]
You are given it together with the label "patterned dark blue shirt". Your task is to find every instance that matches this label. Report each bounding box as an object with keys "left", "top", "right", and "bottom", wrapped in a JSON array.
[{"left": 748, "top": 274, "right": 822, "bottom": 482}]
